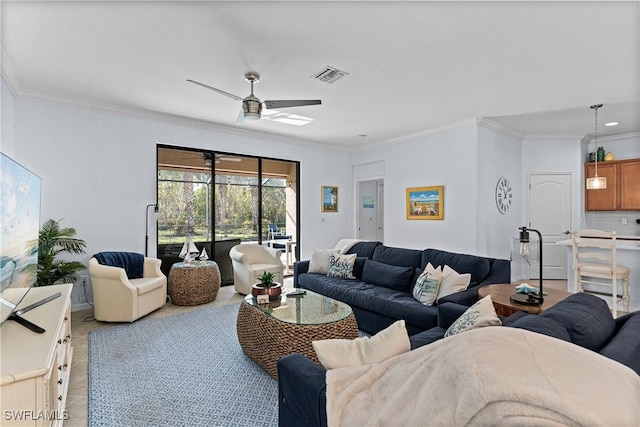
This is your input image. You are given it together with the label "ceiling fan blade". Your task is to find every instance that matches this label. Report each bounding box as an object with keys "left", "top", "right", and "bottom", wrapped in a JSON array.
[
  {"left": 235, "top": 106, "right": 245, "bottom": 125},
  {"left": 263, "top": 100, "right": 322, "bottom": 109},
  {"left": 186, "top": 79, "right": 244, "bottom": 101}
]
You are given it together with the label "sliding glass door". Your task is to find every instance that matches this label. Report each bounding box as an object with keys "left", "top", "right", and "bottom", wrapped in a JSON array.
[{"left": 156, "top": 146, "right": 299, "bottom": 282}]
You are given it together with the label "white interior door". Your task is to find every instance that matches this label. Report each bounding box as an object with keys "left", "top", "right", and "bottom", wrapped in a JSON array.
[
  {"left": 376, "top": 181, "right": 384, "bottom": 242},
  {"left": 528, "top": 173, "right": 572, "bottom": 280}
]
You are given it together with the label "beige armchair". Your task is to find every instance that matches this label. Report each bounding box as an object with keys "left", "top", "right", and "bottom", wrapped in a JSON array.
[
  {"left": 230, "top": 244, "right": 284, "bottom": 295},
  {"left": 89, "top": 255, "right": 167, "bottom": 322}
]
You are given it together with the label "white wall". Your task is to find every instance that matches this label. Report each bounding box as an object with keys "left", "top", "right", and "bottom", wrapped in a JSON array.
[
  {"left": 1, "top": 79, "right": 17, "bottom": 156},
  {"left": 10, "top": 94, "right": 353, "bottom": 308},
  {"left": 350, "top": 121, "right": 522, "bottom": 258},
  {"left": 476, "top": 125, "right": 523, "bottom": 259},
  {"left": 522, "top": 136, "right": 583, "bottom": 229}
]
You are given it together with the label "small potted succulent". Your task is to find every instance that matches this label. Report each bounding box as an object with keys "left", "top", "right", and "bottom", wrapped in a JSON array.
[{"left": 252, "top": 271, "right": 282, "bottom": 298}]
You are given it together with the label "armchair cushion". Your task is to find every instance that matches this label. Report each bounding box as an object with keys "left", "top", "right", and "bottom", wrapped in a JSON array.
[{"left": 94, "top": 251, "right": 144, "bottom": 279}]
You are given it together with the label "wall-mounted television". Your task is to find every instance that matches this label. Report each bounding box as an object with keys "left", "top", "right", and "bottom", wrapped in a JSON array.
[{"left": 0, "top": 153, "right": 54, "bottom": 333}]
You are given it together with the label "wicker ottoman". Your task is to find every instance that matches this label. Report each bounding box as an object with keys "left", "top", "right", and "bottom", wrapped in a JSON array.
[
  {"left": 237, "top": 289, "right": 358, "bottom": 378},
  {"left": 168, "top": 261, "right": 220, "bottom": 306}
]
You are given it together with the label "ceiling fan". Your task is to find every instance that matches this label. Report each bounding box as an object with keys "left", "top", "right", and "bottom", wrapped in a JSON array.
[
  {"left": 187, "top": 73, "right": 321, "bottom": 122},
  {"left": 204, "top": 153, "right": 242, "bottom": 166}
]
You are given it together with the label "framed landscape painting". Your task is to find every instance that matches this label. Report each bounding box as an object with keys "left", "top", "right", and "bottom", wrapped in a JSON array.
[
  {"left": 406, "top": 186, "right": 444, "bottom": 220},
  {"left": 321, "top": 186, "right": 338, "bottom": 212}
]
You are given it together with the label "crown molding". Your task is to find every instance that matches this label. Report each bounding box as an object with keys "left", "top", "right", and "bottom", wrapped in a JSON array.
[
  {"left": 1, "top": 70, "right": 352, "bottom": 152},
  {"left": 1, "top": 50, "right": 21, "bottom": 98},
  {"left": 581, "top": 131, "right": 640, "bottom": 145},
  {"left": 476, "top": 117, "right": 527, "bottom": 140},
  {"left": 352, "top": 117, "right": 481, "bottom": 152},
  {"left": 524, "top": 133, "right": 586, "bottom": 141}
]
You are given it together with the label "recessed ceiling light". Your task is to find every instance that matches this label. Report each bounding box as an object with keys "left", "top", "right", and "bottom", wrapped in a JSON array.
[{"left": 605, "top": 122, "right": 619, "bottom": 126}]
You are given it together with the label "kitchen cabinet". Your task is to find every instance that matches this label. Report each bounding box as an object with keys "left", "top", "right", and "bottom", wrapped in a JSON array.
[{"left": 585, "top": 158, "right": 640, "bottom": 211}]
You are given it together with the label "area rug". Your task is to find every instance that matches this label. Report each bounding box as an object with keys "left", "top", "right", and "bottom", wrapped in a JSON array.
[{"left": 88, "top": 303, "right": 278, "bottom": 427}]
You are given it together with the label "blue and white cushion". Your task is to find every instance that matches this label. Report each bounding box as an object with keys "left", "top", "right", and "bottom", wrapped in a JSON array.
[
  {"left": 445, "top": 295, "right": 502, "bottom": 337},
  {"left": 327, "top": 253, "right": 357, "bottom": 279},
  {"left": 412, "top": 262, "right": 442, "bottom": 306}
]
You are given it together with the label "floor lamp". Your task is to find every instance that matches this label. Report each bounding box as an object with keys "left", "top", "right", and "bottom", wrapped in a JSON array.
[{"left": 145, "top": 203, "right": 158, "bottom": 256}]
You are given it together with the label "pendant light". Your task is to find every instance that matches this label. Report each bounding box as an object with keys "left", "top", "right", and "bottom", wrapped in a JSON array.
[{"left": 586, "top": 104, "right": 607, "bottom": 190}]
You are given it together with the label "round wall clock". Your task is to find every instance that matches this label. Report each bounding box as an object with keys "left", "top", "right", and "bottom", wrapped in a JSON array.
[{"left": 495, "top": 176, "right": 512, "bottom": 214}]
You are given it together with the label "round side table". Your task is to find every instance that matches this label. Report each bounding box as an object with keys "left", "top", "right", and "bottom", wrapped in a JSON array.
[{"left": 168, "top": 261, "right": 220, "bottom": 306}]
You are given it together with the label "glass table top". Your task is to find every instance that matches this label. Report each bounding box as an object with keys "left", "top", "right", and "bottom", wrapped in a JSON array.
[{"left": 243, "top": 288, "right": 352, "bottom": 326}]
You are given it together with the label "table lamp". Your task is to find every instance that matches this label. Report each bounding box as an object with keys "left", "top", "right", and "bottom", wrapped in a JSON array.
[{"left": 510, "top": 226, "right": 544, "bottom": 305}]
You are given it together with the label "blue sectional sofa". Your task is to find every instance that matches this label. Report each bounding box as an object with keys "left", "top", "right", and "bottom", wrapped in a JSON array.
[
  {"left": 277, "top": 292, "right": 640, "bottom": 427},
  {"left": 294, "top": 242, "right": 510, "bottom": 335}
]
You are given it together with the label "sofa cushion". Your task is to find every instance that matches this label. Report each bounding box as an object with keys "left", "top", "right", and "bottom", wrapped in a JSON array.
[
  {"left": 540, "top": 293, "right": 615, "bottom": 352},
  {"left": 361, "top": 259, "right": 414, "bottom": 292},
  {"left": 312, "top": 320, "right": 410, "bottom": 369},
  {"left": 94, "top": 251, "right": 144, "bottom": 279},
  {"left": 327, "top": 253, "right": 357, "bottom": 279},
  {"left": 599, "top": 313, "right": 640, "bottom": 375},
  {"left": 508, "top": 315, "right": 572, "bottom": 342},
  {"left": 437, "top": 265, "right": 471, "bottom": 299},
  {"left": 412, "top": 263, "right": 442, "bottom": 306},
  {"left": 444, "top": 295, "right": 501, "bottom": 337},
  {"left": 345, "top": 241, "right": 382, "bottom": 259},
  {"left": 297, "top": 273, "right": 438, "bottom": 331},
  {"left": 421, "top": 249, "right": 490, "bottom": 285},
  {"left": 308, "top": 249, "right": 338, "bottom": 274},
  {"left": 372, "top": 245, "right": 423, "bottom": 269}
]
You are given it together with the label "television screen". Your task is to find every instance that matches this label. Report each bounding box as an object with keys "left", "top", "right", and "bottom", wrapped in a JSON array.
[{"left": 0, "top": 153, "right": 41, "bottom": 324}]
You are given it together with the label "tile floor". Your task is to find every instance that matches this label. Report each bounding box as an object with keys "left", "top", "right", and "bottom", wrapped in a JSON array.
[{"left": 64, "top": 279, "right": 568, "bottom": 427}]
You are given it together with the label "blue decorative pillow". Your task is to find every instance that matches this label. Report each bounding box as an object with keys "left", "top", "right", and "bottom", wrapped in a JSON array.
[
  {"left": 327, "top": 253, "right": 357, "bottom": 279},
  {"left": 361, "top": 259, "right": 414, "bottom": 292},
  {"left": 94, "top": 252, "right": 144, "bottom": 279}
]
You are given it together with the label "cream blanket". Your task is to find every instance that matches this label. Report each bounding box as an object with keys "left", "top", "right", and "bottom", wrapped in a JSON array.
[
  {"left": 326, "top": 327, "right": 640, "bottom": 427},
  {"left": 333, "top": 239, "right": 365, "bottom": 254}
]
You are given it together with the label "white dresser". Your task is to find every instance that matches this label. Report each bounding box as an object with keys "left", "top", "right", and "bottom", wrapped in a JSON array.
[{"left": 1, "top": 284, "right": 73, "bottom": 426}]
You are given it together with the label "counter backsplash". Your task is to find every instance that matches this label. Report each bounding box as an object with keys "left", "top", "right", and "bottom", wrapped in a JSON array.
[{"left": 585, "top": 211, "right": 640, "bottom": 236}]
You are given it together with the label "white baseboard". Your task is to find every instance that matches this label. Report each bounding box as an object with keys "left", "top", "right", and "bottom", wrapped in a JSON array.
[{"left": 71, "top": 302, "right": 93, "bottom": 312}]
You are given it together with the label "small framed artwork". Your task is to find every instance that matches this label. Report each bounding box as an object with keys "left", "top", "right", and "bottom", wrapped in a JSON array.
[
  {"left": 321, "top": 186, "right": 338, "bottom": 212},
  {"left": 406, "top": 186, "right": 444, "bottom": 220},
  {"left": 362, "top": 195, "right": 374, "bottom": 208}
]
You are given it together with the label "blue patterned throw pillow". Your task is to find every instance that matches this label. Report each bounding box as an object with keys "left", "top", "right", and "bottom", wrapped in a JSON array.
[
  {"left": 412, "top": 263, "right": 443, "bottom": 306},
  {"left": 327, "top": 253, "right": 357, "bottom": 279},
  {"left": 444, "top": 295, "right": 502, "bottom": 337}
]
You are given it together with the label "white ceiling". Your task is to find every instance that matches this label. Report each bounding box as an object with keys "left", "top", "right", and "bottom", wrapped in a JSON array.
[{"left": 2, "top": 1, "right": 639, "bottom": 149}]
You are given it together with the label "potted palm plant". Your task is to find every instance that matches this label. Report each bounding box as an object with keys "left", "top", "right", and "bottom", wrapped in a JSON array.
[
  {"left": 251, "top": 271, "right": 282, "bottom": 298},
  {"left": 36, "top": 218, "right": 87, "bottom": 286}
]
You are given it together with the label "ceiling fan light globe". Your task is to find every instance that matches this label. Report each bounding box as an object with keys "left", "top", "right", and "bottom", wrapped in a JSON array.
[{"left": 243, "top": 97, "right": 262, "bottom": 120}]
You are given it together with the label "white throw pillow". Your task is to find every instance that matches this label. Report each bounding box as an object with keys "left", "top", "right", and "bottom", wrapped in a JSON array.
[
  {"left": 308, "top": 249, "right": 338, "bottom": 274},
  {"left": 444, "top": 295, "right": 502, "bottom": 337},
  {"left": 437, "top": 265, "right": 471, "bottom": 299},
  {"left": 312, "top": 320, "right": 410, "bottom": 369},
  {"left": 412, "top": 263, "right": 443, "bottom": 306},
  {"left": 327, "top": 253, "right": 357, "bottom": 279}
]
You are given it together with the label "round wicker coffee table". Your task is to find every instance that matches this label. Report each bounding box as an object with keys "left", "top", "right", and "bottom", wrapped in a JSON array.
[
  {"left": 168, "top": 261, "right": 220, "bottom": 306},
  {"left": 237, "top": 289, "right": 358, "bottom": 378}
]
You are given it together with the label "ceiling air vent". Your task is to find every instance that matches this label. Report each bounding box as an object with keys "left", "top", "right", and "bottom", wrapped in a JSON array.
[{"left": 311, "top": 66, "right": 349, "bottom": 84}]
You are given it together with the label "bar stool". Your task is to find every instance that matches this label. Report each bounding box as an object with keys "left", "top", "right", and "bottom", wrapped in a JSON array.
[{"left": 571, "top": 229, "right": 630, "bottom": 318}]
